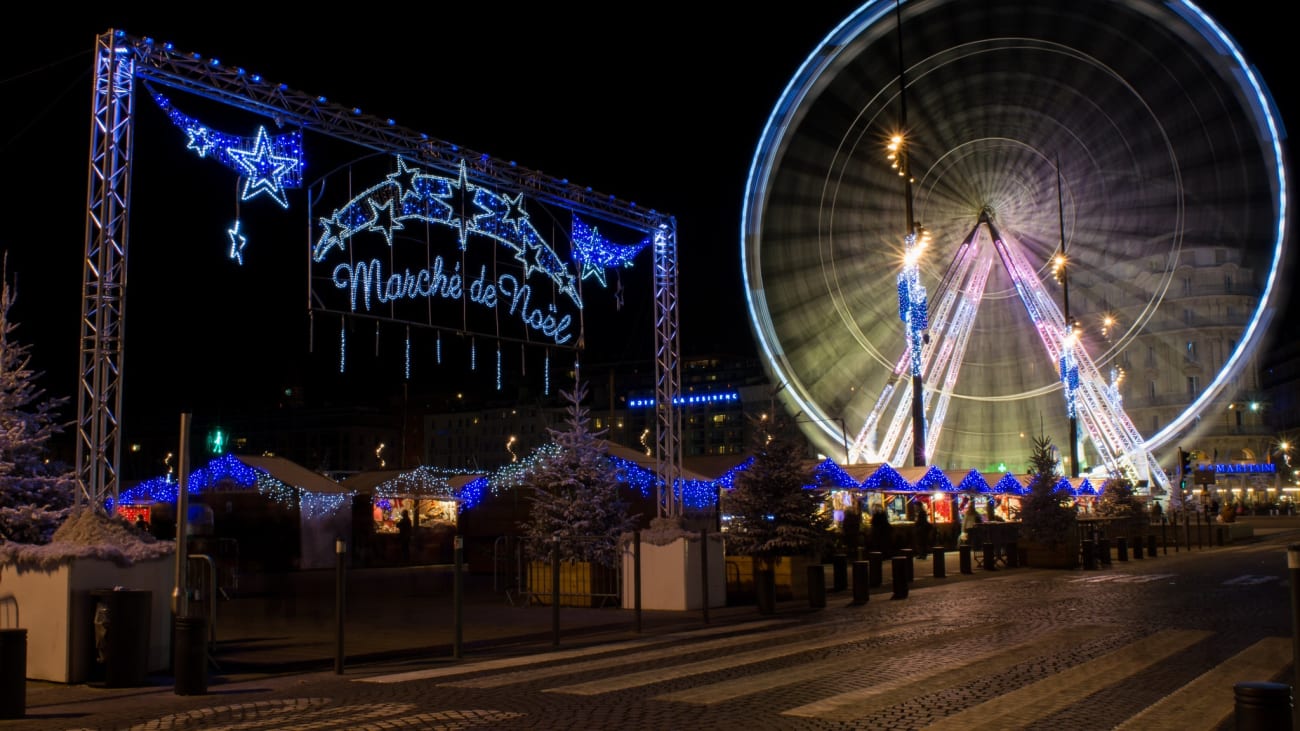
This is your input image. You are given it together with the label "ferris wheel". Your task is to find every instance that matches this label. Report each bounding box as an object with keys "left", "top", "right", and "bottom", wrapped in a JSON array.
[{"left": 741, "top": 0, "right": 1288, "bottom": 484}]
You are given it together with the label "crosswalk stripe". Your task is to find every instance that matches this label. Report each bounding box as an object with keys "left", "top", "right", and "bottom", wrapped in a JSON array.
[
  {"left": 917, "top": 629, "right": 1211, "bottom": 731},
  {"left": 542, "top": 618, "right": 952, "bottom": 696},
  {"left": 441, "top": 619, "right": 876, "bottom": 690},
  {"left": 359, "top": 619, "right": 795, "bottom": 684},
  {"left": 1223, "top": 575, "right": 1279, "bottom": 586},
  {"left": 778, "top": 625, "right": 1112, "bottom": 721},
  {"left": 657, "top": 622, "right": 1020, "bottom": 707},
  {"left": 1113, "top": 637, "right": 1292, "bottom": 731},
  {"left": 1068, "top": 574, "right": 1176, "bottom": 583}
]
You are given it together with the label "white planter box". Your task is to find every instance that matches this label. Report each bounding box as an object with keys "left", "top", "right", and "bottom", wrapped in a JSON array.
[
  {"left": 622, "top": 533, "right": 725, "bottom": 611},
  {"left": 0, "top": 556, "right": 173, "bottom": 683}
]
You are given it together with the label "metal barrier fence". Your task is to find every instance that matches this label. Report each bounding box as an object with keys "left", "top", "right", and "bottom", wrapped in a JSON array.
[{"left": 492, "top": 535, "right": 622, "bottom": 608}]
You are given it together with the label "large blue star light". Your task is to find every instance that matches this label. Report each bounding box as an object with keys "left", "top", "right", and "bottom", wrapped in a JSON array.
[{"left": 229, "top": 126, "right": 298, "bottom": 208}]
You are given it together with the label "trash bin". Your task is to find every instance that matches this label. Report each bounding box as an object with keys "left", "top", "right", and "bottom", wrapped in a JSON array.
[
  {"left": 0, "top": 628, "right": 25, "bottom": 718},
  {"left": 173, "top": 616, "right": 208, "bottom": 695},
  {"left": 90, "top": 589, "right": 151, "bottom": 688}
]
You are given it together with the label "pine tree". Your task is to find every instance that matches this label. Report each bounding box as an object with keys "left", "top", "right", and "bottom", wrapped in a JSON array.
[
  {"left": 1096, "top": 475, "right": 1146, "bottom": 533},
  {"left": 518, "top": 380, "right": 636, "bottom": 567},
  {"left": 0, "top": 265, "right": 77, "bottom": 544},
  {"left": 1018, "top": 435, "right": 1077, "bottom": 548},
  {"left": 724, "top": 413, "right": 831, "bottom": 564}
]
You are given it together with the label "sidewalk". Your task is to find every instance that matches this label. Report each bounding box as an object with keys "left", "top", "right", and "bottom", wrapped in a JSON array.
[{"left": 16, "top": 514, "right": 1299, "bottom": 720}]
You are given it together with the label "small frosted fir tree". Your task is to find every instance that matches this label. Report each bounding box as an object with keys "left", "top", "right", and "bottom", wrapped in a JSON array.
[
  {"left": 1018, "top": 435, "right": 1077, "bottom": 549},
  {"left": 724, "top": 413, "right": 831, "bottom": 566},
  {"left": 1096, "top": 475, "right": 1146, "bottom": 531},
  {"left": 0, "top": 267, "right": 77, "bottom": 545},
  {"left": 518, "top": 380, "right": 637, "bottom": 567}
]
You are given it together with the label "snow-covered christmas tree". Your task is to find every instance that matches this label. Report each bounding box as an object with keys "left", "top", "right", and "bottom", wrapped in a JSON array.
[
  {"left": 518, "top": 380, "right": 637, "bottom": 567},
  {"left": 0, "top": 263, "right": 77, "bottom": 545},
  {"left": 724, "top": 413, "right": 831, "bottom": 563}
]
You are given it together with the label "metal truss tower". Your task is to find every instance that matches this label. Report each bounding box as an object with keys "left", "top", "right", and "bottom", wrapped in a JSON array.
[{"left": 77, "top": 29, "right": 681, "bottom": 509}]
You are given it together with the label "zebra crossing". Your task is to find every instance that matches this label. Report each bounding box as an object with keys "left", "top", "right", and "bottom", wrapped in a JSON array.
[
  {"left": 1066, "top": 573, "right": 1280, "bottom": 586},
  {"left": 358, "top": 609, "right": 1293, "bottom": 730}
]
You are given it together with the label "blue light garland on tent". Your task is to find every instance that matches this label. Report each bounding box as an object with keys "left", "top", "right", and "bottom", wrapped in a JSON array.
[
  {"left": 957, "top": 469, "right": 992, "bottom": 493},
  {"left": 813, "top": 459, "right": 859, "bottom": 489},
  {"left": 915, "top": 465, "right": 954, "bottom": 493},
  {"left": 995, "top": 472, "right": 1026, "bottom": 495},
  {"left": 862, "top": 463, "right": 910, "bottom": 492}
]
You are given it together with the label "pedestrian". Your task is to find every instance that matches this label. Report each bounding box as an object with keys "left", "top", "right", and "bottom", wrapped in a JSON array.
[
  {"left": 397, "top": 509, "right": 412, "bottom": 564},
  {"left": 914, "top": 507, "right": 931, "bottom": 559},
  {"left": 870, "top": 504, "right": 892, "bottom": 555},
  {"left": 961, "top": 502, "right": 981, "bottom": 545}
]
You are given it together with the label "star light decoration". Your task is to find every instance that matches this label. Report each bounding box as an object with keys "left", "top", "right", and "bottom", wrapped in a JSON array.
[
  {"left": 312, "top": 157, "right": 586, "bottom": 309},
  {"left": 227, "top": 220, "right": 248, "bottom": 265},
  {"left": 570, "top": 216, "right": 651, "bottom": 287},
  {"left": 151, "top": 90, "right": 304, "bottom": 208}
]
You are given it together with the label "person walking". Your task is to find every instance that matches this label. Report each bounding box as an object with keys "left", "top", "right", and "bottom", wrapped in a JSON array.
[
  {"left": 397, "top": 509, "right": 413, "bottom": 564},
  {"left": 914, "top": 507, "right": 931, "bottom": 559}
]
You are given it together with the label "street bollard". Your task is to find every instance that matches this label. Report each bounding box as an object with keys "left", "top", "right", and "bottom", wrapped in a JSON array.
[
  {"left": 1005, "top": 541, "right": 1019, "bottom": 568},
  {"left": 1289, "top": 544, "right": 1300, "bottom": 731},
  {"left": 1233, "top": 681, "right": 1291, "bottom": 731},
  {"left": 807, "top": 564, "right": 826, "bottom": 609},
  {"left": 901, "top": 548, "right": 915, "bottom": 583},
  {"left": 959, "top": 545, "right": 973, "bottom": 575},
  {"left": 335, "top": 538, "right": 346, "bottom": 673},
  {"left": 1117, "top": 536, "right": 1129, "bottom": 562},
  {"left": 982, "top": 543, "right": 997, "bottom": 571},
  {"left": 832, "top": 554, "right": 848, "bottom": 592},
  {"left": 891, "top": 556, "right": 908, "bottom": 599},
  {"left": 932, "top": 547, "right": 946, "bottom": 578},
  {"left": 868, "top": 552, "right": 883, "bottom": 588},
  {"left": 851, "top": 561, "right": 870, "bottom": 605},
  {"left": 1098, "top": 537, "right": 1111, "bottom": 565},
  {"left": 1082, "top": 539, "right": 1097, "bottom": 570},
  {"left": 1148, "top": 534, "right": 1158, "bottom": 559},
  {"left": 1133, "top": 536, "right": 1143, "bottom": 559}
]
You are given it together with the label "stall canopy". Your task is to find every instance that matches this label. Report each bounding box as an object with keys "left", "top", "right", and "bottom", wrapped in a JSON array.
[{"left": 235, "top": 455, "right": 347, "bottom": 494}]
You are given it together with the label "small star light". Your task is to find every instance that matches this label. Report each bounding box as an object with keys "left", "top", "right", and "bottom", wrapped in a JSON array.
[
  {"left": 227, "top": 220, "right": 248, "bottom": 265},
  {"left": 229, "top": 126, "right": 297, "bottom": 208}
]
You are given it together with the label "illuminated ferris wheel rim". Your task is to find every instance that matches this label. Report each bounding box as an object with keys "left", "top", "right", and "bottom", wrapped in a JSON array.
[{"left": 740, "top": 0, "right": 1289, "bottom": 461}]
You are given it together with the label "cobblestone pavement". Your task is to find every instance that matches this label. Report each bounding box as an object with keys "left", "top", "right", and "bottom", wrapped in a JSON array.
[{"left": 7, "top": 516, "right": 1299, "bottom": 730}]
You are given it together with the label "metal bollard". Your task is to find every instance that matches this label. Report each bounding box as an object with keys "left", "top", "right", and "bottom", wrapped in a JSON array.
[
  {"left": 891, "top": 556, "right": 909, "bottom": 599},
  {"left": 832, "top": 554, "right": 848, "bottom": 592},
  {"left": 0, "top": 628, "right": 26, "bottom": 718},
  {"left": 807, "top": 564, "right": 826, "bottom": 609},
  {"left": 982, "top": 543, "right": 997, "bottom": 571},
  {"left": 1117, "top": 536, "right": 1128, "bottom": 561},
  {"left": 959, "top": 545, "right": 973, "bottom": 575},
  {"left": 868, "top": 552, "right": 883, "bottom": 588},
  {"left": 1148, "top": 534, "right": 1158, "bottom": 558},
  {"left": 1005, "top": 541, "right": 1019, "bottom": 568},
  {"left": 901, "top": 548, "right": 915, "bottom": 583},
  {"left": 1233, "top": 681, "right": 1291, "bottom": 731},
  {"left": 1133, "top": 536, "right": 1144, "bottom": 559},
  {"left": 851, "top": 561, "right": 870, "bottom": 605},
  {"left": 1082, "top": 539, "right": 1097, "bottom": 570},
  {"left": 1098, "top": 537, "right": 1111, "bottom": 565},
  {"left": 932, "top": 547, "right": 946, "bottom": 578}
]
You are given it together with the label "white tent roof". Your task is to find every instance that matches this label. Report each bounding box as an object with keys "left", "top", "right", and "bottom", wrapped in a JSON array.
[{"left": 235, "top": 455, "right": 346, "bottom": 495}]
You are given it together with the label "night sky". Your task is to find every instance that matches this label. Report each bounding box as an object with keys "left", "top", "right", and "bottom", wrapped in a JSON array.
[{"left": 1, "top": 3, "right": 1292, "bottom": 456}]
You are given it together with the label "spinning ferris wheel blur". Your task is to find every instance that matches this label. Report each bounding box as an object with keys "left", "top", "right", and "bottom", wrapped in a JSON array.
[{"left": 742, "top": 0, "right": 1288, "bottom": 483}]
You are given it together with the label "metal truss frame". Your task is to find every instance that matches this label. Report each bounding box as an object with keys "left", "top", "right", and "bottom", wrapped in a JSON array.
[{"left": 77, "top": 29, "right": 682, "bottom": 510}]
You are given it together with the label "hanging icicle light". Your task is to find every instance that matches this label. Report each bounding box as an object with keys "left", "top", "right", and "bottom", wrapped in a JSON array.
[
  {"left": 405, "top": 326, "right": 411, "bottom": 380},
  {"left": 436, "top": 331, "right": 442, "bottom": 364},
  {"left": 339, "top": 317, "right": 346, "bottom": 373},
  {"left": 471, "top": 337, "right": 477, "bottom": 370},
  {"left": 496, "top": 344, "right": 502, "bottom": 391}
]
